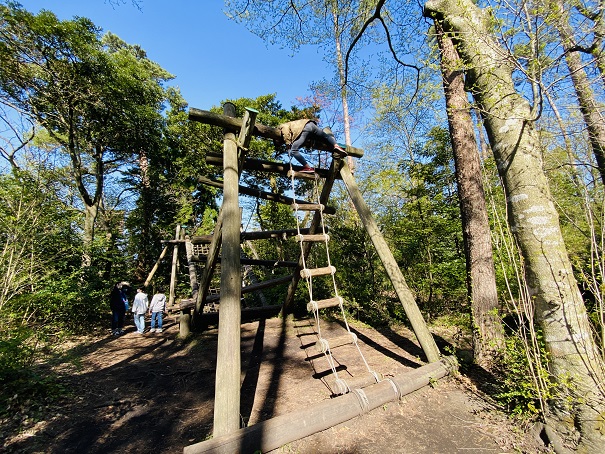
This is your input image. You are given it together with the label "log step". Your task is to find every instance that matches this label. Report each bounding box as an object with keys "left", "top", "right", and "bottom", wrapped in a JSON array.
[
  {"left": 326, "top": 371, "right": 381, "bottom": 396},
  {"left": 292, "top": 203, "right": 324, "bottom": 212},
  {"left": 307, "top": 297, "right": 343, "bottom": 312},
  {"left": 295, "top": 233, "right": 329, "bottom": 243},
  {"left": 300, "top": 265, "right": 336, "bottom": 278},
  {"left": 316, "top": 332, "right": 358, "bottom": 353}
]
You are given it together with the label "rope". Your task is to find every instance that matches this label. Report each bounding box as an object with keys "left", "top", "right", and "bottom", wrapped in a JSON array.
[{"left": 288, "top": 152, "right": 378, "bottom": 395}]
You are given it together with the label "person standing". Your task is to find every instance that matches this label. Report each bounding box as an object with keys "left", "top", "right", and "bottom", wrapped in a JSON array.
[
  {"left": 110, "top": 281, "right": 129, "bottom": 336},
  {"left": 148, "top": 288, "right": 166, "bottom": 333},
  {"left": 132, "top": 287, "right": 149, "bottom": 334}
]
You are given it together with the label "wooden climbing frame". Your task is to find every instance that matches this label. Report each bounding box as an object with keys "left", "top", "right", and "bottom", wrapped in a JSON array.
[{"left": 162, "top": 104, "right": 443, "bottom": 446}]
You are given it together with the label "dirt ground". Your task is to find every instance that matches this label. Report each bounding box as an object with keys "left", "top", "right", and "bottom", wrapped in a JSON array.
[{"left": 3, "top": 314, "right": 550, "bottom": 454}]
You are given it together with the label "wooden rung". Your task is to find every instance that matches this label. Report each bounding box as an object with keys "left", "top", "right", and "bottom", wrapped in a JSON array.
[
  {"left": 307, "top": 297, "right": 343, "bottom": 312},
  {"left": 300, "top": 265, "right": 336, "bottom": 278},
  {"left": 316, "top": 332, "right": 358, "bottom": 352},
  {"left": 287, "top": 169, "right": 320, "bottom": 180},
  {"left": 292, "top": 203, "right": 324, "bottom": 212},
  {"left": 295, "top": 233, "right": 329, "bottom": 243}
]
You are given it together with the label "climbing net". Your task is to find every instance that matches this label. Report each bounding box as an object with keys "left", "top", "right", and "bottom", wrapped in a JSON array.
[{"left": 287, "top": 155, "right": 378, "bottom": 395}]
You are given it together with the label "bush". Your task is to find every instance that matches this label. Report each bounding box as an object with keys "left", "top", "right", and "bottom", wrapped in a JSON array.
[
  {"left": 493, "top": 332, "right": 553, "bottom": 418},
  {"left": 0, "top": 323, "right": 67, "bottom": 419}
]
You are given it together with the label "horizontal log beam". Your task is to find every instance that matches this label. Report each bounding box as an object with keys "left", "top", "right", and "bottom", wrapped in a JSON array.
[
  {"left": 189, "top": 108, "right": 364, "bottom": 158},
  {"left": 161, "top": 229, "right": 313, "bottom": 245},
  {"left": 183, "top": 357, "right": 458, "bottom": 454},
  {"left": 198, "top": 176, "right": 336, "bottom": 215},
  {"left": 205, "top": 275, "right": 294, "bottom": 303},
  {"left": 205, "top": 153, "right": 339, "bottom": 180},
  {"left": 199, "top": 304, "right": 283, "bottom": 326},
  {"left": 241, "top": 228, "right": 313, "bottom": 241},
  {"left": 190, "top": 255, "right": 298, "bottom": 268}
]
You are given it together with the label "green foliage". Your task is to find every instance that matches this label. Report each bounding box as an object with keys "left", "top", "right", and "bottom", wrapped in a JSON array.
[
  {"left": 493, "top": 333, "right": 553, "bottom": 417},
  {"left": 387, "top": 127, "right": 467, "bottom": 317}
]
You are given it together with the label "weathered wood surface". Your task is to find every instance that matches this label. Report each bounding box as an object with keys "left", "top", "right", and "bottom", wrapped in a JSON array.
[
  {"left": 213, "top": 103, "right": 242, "bottom": 437},
  {"left": 189, "top": 108, "right": 364, "bottom": 158},
  {"left": 190, "top": 255, "right": 298, "bottom": 268},
  {"left": 339, "top": 160, "right": 441, "bottom": 363},
  {"left": 196, "top": 304, "right": 283, "bottom": 326},
  {"left": 168, "top": 225, "right": 181, "bottom": 306},
  {"left": 206, "top": 153, "right": 340, "bottom": 180},
  {"left": 183, "top": 357, "right": 458, "bottom": 454},
  {"left": 144, "top": 245, "right": 169, "bottom": 287},
  {"left": 197, "top": 175, "right": 336, "bottom": 215},
  {"left": 163, "top": 229, "right": 312, "bottom": 245},
  {"left": 204, "top": 274, "right": 294, "bottom": 303}
]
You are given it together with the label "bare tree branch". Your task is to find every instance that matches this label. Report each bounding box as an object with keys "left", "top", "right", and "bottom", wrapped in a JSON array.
[{"left": 344, "top": 0, "right": 421, "bottom": 103}]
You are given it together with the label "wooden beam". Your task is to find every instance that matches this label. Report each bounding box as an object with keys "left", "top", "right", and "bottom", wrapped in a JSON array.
[
  {"left": 197, "top": 176, "right": 336, "bottom": 215},
  {"left": 144, "top": 245, "right": 169, "bottom": 287},
  {"left": 189, "top": 108, "right": 364, "bottom": 158},
  {"left": 213, "top": 102, "right": 241, "bottom": 437},
  {"left": 163, "top": 229, "right": 313, "bottom": 244},
  {"left": 205, "top": 153, "right": 341, "bottom": 180},
  {"left": 190, "top": 255, "right": 298, "bottom": 268},
  {"left": 198, "top": 304, "right": 282, "bottom": 325},
  {"left": 168, "top": 225, "right": 181, "bottom": 307},
  {"left": 180, "top": 233, "right": 197, "bottom": 338},
  {"left": 195, "top": 210, "right": 223, "bottom": 317},
  {"left": 240, "top": 228, "right": 313, "bottom": 241},
  {"left": 339, "top": 159, "right": 441, "bottom": 363},
  {"left": 204, "top": 274, "right": 294, "bottom": 303},
  {"left": 183, "top": 357, "right": 458, "bottom": 454}
]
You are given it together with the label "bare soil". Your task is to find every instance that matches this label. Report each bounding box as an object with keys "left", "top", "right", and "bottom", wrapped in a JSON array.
[{"left": 3, "top": 315, "right": 550, "bottom": 453}]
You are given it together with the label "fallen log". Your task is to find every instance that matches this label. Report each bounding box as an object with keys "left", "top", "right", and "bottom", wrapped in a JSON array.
[{"left": 183, "top": 356, "right": 458, "bottom": 454}]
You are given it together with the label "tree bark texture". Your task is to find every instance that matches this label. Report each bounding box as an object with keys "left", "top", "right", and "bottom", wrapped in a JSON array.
[
  {"left": 435, "top": 21, "right": 504, "bottom": 367},
  {"left": 424, "top": 0, "right": 605, "bottom": 451},
  {"left": 551, "top": 0, "right": 605, "bottom": 187}
]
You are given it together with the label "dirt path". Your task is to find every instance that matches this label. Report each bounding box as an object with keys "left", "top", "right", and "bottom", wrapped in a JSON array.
[{"left": 4, "top": 316, "right": 548, "bottom": 453}]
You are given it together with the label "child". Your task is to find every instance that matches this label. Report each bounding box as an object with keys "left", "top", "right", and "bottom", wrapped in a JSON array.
[
  {"left": 149, "top": 288, "right": 167, "bottom": 333},
  {"left": 132, "top": 287, "right": 149, "bottom": 334}
]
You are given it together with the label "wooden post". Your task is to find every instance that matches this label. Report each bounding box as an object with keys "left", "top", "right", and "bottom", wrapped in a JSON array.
[
  {"left": 213, "top": 102, "right": 242, "bottom": 437},
  {"left": 180, "top": 231, "right": 198, "bottom": 338},
  {"left": 339, "top": 160, "right": 441, "bottom": 363},
  {"left": 144, "top": 245, "right": 169, "bottom": 287},
  {"left": 169, "top": 225, "right": 181, "bottom": 307}
]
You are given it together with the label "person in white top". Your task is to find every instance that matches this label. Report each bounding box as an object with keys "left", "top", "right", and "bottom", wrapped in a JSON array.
[
  {"left": 148, "top": 289, "right": 167, "bottom": 333},
  {"left": 132, "top": 288, "right": 149, "bottom": 334}
]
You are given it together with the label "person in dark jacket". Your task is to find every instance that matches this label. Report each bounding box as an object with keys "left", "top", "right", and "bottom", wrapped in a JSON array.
[{"left": 110, "top": 281, "right": 129, "bottom": 336}]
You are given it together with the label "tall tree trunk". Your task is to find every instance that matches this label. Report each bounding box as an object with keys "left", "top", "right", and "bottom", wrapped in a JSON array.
[
  {"left": 332, "top": 10, "right": 355, "bottom": 173},
  {"left": 70, "top": 143, "right": 104, "bottom": 269},
  {"left": 552, "top": 0, "right": 605, "bottom": 187},
  {"left": 574, "top": 0, "right": 605, "bottom": 88},
  {"left": 425, "top": 1, "right": 605, "bottom": 451},
  {"left": 134, "top": 148, "right": 153, "bottom": 282},
  {"left": 435, "top": 21, "right": 504, "bottom": 367}
]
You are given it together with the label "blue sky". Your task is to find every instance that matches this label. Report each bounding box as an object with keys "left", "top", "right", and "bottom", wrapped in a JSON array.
[{"left": 18, "top": 0, "right": 330, "bottom": 111}]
